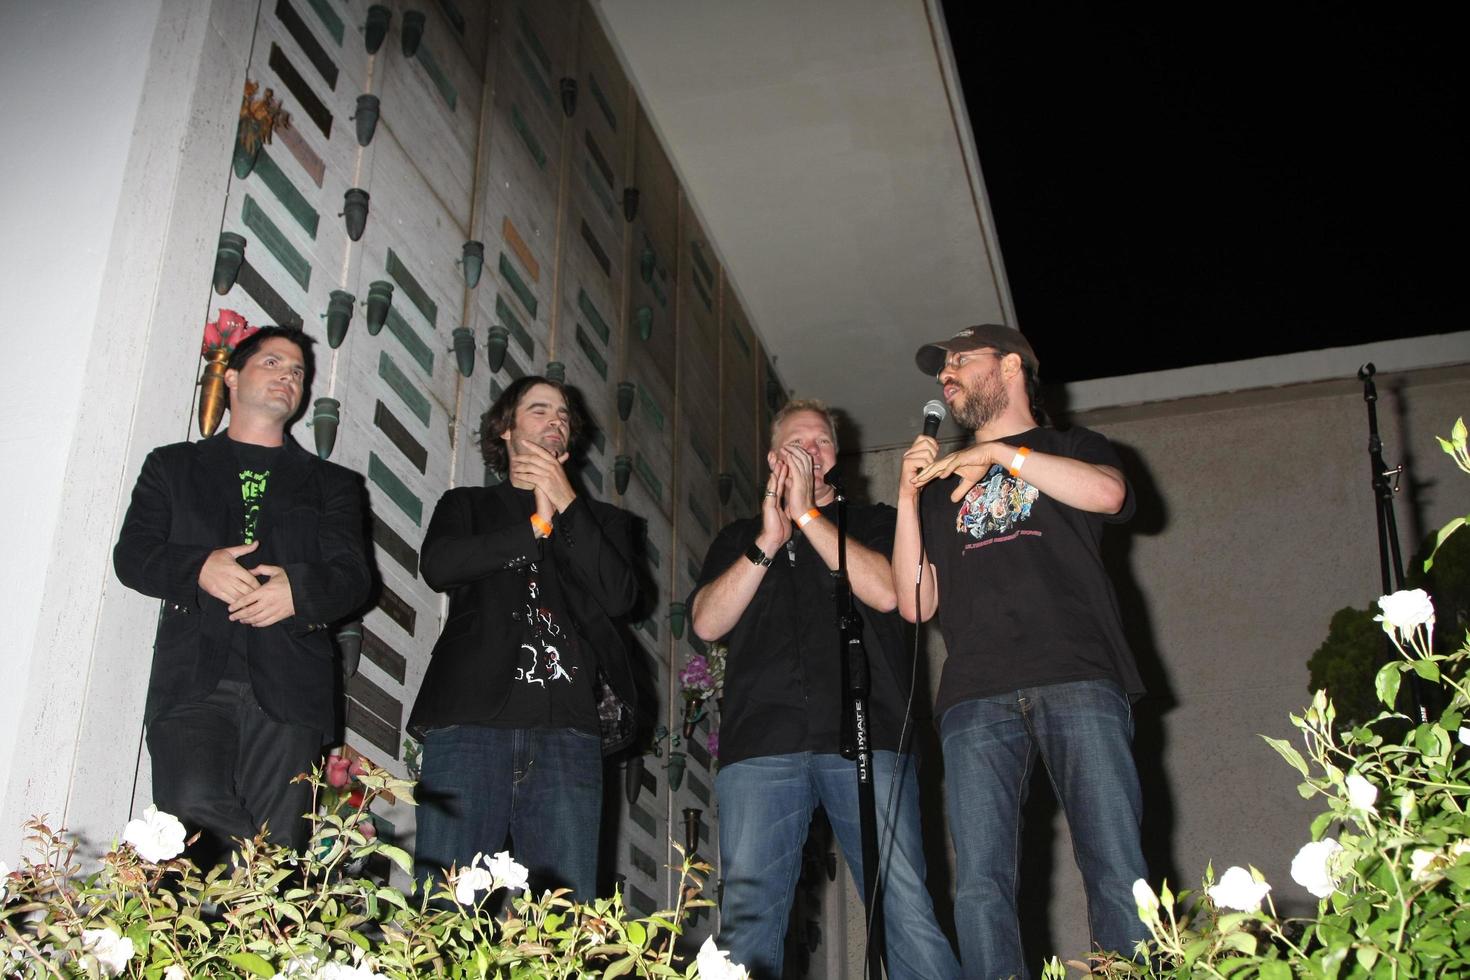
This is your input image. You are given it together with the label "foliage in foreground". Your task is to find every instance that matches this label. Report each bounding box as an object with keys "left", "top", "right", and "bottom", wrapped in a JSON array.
[
  {"left": 1058, "top": 418, "right": 1470, "bottom": 979},
  {"left": 0, "top": 763, "right": 745, "bottom": 978}
]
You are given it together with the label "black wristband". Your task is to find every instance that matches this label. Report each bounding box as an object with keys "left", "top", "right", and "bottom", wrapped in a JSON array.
[{"left": 745, "top": 542, "right": 774, "bottom": 567}]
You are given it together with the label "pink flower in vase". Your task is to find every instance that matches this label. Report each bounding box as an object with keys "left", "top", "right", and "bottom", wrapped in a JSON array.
[{"left": 202, "top": 309, "right": 255, "bottom": 355}]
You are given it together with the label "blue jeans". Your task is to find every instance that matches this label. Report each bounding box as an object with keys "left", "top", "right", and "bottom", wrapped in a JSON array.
[
  {"left": 941, "top": 680, "right": 1148, "bottom": 979},
  {"left": 413, "top": 725, "right": 602, "bottom": 902},
  {"left": 716, "top": 751, "right": 960, "bottom": 980}
]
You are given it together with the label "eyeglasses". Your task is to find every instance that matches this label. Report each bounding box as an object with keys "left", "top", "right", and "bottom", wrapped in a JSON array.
[{"left": 942, "top": 349, "right": 1010, "bottom": 368}]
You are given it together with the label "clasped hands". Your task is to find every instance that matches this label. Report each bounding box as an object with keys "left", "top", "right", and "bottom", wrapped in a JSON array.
[
  {"left": 197, "top": 540, "right": 295, "bottom": 627},
  {"left": 757, "top": 445, "right": 821, "bottom": 552},
  {"left": 510, "top": 441, "right": 576, "bottom": 531},
  {"left": 900, "top": 438, "right": 1009, "bottom": 503}
]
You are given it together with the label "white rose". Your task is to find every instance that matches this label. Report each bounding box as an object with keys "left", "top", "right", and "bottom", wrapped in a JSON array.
[
  {"left": 696, "top": 936, "right": 751, "bottom": 980},
  {"left": 164, "top": 966, "right": 187, "bottom": 980},
  {"left": 270, "top": 955, "right": 319, "bottom": 980},
  {"left": 1131, "top": 878, "right": 1160, "bottom": 925},
  {"left": 1409, "top": 848, "right": 1440, "bottom": 882},
  {"left": 122, "top": 805, "right": 187, "bottom": 863},
  {"left": 1450, "top": 839, "right": 1470, "bottom": 860},
  {"left": 1459, "top": 726, "right": 1470, "bottom": 747},
  {"left": 1345, "top": 773, "right": 1379, "bottom": 814},
  {"left": 82, "top": 928, "right": 135, "bottom": 977},
  {"left": 1374, "top": 589, "right": 1435, "bottom": 635},
  {"left": 1207, "top": 866, "right": 1271, "bottom": 912},
  {"left": 1291, "top": 838, "right": 1344, "bottom": 898},
  {"left": 453, "top": 863, "right": 495, "bottom": 906},
  {"left": 485, "top": 850, "right": 530, "bottom": 893}
]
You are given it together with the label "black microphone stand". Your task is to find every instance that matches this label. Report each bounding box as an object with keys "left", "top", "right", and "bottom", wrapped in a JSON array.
[
  {"left": 1359, "top": 363, "right": 1429, "bottom": 723},
  {"left": 827, "top": 468, "right": 885, "bottom": 979}
]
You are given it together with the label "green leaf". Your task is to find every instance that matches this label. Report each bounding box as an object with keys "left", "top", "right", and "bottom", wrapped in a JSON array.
[
  {"left": 1261, "top": 736, "right": 1309, "bottom": 777},
  {"left": 1412, "top": 659, "right": 1441, "bottom": 682},
  {"left": 373, "top": 843, "right": 414, "bottom": 875},
  {"left": 224, "top": 952, "right": 277, "bottom": 978},
  {"left": 1374, "top": 661, "right": 1403, "bottom": 709},
  {"left": 1257, "top": 959, "right": 1292, "bottom": 980},
  {"left": 1219, "top": 931, "right": 1257, "bottom": 954},
  {"left": 603, "top": 955, "right": 636, "bottom": 979},
  {"left": 624, "top": 921, "right": 647, "bottom": 946},
  {"left": 1424, "top": 516, "right": 1466, "bottom": 571}
]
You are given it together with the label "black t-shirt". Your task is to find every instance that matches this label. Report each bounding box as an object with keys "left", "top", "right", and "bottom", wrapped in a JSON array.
[
  {"left": 919, "top": 425, "right": 1144, "bottom": 716},
  {"left": 223, "top": 439, "right": 283, "bottom": 684},
  {"left": 691, "top": 501, "right": 917, "bottom": 766},
  {"left": 482, "top": 484, "right": 599, "bottom": 733}
]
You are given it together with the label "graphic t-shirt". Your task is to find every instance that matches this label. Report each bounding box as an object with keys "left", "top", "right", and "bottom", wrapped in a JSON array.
[
  {"left": 919, "top": 425, "right": 1144, "bottom": 715},
  {"left": 485, "top": 486, "right": 599, "bottom": 733},
  {"left": 232, "top": 441, "right": 281, "bottom": 544},
  {"left": 224, "top": 440, "right": 282, "bottom": 682}
]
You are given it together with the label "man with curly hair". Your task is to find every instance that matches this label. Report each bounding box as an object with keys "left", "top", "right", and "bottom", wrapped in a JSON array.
[{"left": 408, "top": 376, "right": 639, "bottom": 901}]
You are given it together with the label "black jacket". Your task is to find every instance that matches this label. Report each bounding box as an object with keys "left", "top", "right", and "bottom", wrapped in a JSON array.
[
  {"left": 113, "top": 434, "right": 372, "bottom": 729},
  {"left": 407, "top": 483, "right": 639, "bottom": 751}
]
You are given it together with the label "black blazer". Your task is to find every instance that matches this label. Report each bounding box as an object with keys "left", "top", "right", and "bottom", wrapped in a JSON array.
[
  {"left": 113, "top": 434, "right": 371, "bottom": 729},
  {"left": 407, "top": 483, "right": 639, "bottom": 747}
]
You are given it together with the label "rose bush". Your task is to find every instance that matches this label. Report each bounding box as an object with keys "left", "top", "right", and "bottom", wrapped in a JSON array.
[
  {"left": 0, "top": 761, "right": 742, "bottom": 977},
  {"left": 1077, "top": 418, "right": 1470, "bottom": 979}
]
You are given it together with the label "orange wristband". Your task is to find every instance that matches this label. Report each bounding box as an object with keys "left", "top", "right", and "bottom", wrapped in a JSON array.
[
  {"left": 529, "top": 513, "right": 554, "bottom": 537},
  {"left": 796, "top": 508, "right": 821, "bottom": 528},
  {"left": 1007, "top": 446, "right": 1030, "bottom": 477}
]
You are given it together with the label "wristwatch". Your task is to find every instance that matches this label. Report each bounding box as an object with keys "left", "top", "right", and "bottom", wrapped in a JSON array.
[{"left": 745, "top": 542, "right": 774, "bottom": 567}]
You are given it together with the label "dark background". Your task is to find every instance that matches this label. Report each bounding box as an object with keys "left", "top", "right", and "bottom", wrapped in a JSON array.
[{"left": 941, "top": 4, "right": 1465, "bottom": 383}]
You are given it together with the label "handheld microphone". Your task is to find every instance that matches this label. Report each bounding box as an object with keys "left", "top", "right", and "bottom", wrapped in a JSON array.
[{"left": 921, "top": 399, "right": 947, "bottom": 438}]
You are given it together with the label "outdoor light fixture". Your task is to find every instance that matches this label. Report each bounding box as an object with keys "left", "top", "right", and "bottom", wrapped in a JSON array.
[
  {"left": 365, "top": 280, "right": 394, "bottom": 335},
  {"left": 325, "top": 290, "right": 355, "bottom": 348},
  {"left": 213, "top": 232, "right": 246, "bottom": 295}
]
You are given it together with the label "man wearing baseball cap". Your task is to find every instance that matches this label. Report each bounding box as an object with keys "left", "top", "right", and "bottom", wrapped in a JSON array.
[{"left": 891, "top": 324, "right": 1149, "bottom": 977}]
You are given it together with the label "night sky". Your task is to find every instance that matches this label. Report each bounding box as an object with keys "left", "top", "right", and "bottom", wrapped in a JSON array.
[{"left": 941, "top": 4, "right": 1465, "bottom": 383}]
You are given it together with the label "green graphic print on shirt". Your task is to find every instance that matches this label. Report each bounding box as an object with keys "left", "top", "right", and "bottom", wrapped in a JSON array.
[{"left": 240, "top": 468, "right": 270, "bottom": 543}]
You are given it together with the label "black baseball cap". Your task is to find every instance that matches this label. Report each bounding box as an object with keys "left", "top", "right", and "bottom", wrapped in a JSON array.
[{"left": 915, "top": 324, "right": 1039, "bottom": 376}]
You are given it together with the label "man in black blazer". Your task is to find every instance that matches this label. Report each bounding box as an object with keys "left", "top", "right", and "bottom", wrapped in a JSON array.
[
  {"left": 408, "top": 375, "right": 638, "bottom": 901},
  {"left": 114, "top": 326, "right": 371, "bottom": 864}
]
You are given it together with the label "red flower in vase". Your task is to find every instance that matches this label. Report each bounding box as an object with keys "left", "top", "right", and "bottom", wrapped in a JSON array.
[{"left": 202, "top": 309, "right": 256, "bottom": 355}]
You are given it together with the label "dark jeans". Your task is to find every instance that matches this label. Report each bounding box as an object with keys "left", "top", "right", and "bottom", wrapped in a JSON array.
[
  {"left": 146, "top": 677, "right": 321, "bottom": 868},
  {"left": 413, "top": 725, "right": 603, "bottom": 903},
  {"left": 941, "top": 679, "right": 1149, "bottom": 980}
]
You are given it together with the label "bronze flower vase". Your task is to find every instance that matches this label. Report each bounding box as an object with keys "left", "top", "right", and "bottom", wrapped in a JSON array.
[
  {"left": 666, "top": 750, "right": 686, "bottom": 791},
  {"left": 545, "top": 361, "right": 565, "bottom": 383},
  {"left": 365, "top": 280, "right": 394, "bottom": 335},
  {"left": 326, "top": 290, "right": 355, "bottom": 348},
  {"left": 624, "top": 755, "right": 646, "bottom": 805},
  {"left": 485, "top": 325, "right": 509, "bottom": 372},
  {"left": 312, "top": 397, "right": 340, "bottom": 459},
  {"left": 451, "top": 327, "right": 475, "bottom": 377},
  {"left": 197, "top": 348, "right": 231, "bottom": 438},
  {"left": 682, "top": 695, "right": 705, "bottom": 739},
  {"left": 232, "top": 120, "right": 261, "bottom": 179}
]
